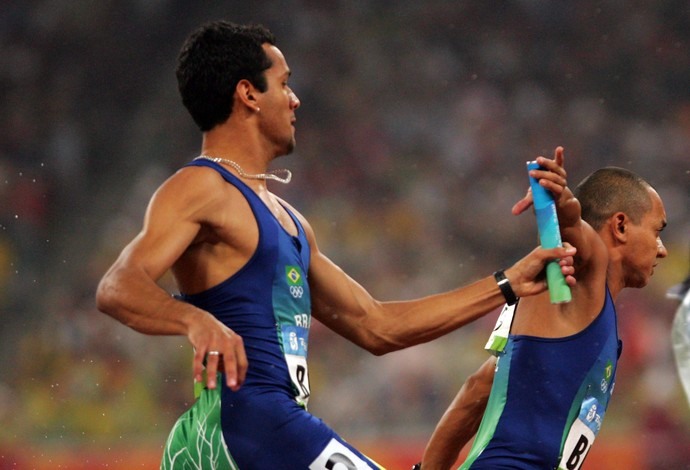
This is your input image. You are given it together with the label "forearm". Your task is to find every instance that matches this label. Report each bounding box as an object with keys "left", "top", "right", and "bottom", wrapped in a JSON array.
[
  {"left": 312, "top": 245, "right": 573, "bottom": 355},
  {"left": 96, "top": 265, "right": 197, "bottom": 336},
  {"left": 422, "top": 358, "right": 494, "bottom": 470},
  {"left": 313, "top": 274, "right": 507, "bottom": 355},
  {"left": 371, "top": 276, "right": 506, "bottom": 353},
  {"left": 422, "top": 409, "right": 481, "bottom": 470},
  {"left": 356, "top": 247, "right": 567, "bottom": 353}
]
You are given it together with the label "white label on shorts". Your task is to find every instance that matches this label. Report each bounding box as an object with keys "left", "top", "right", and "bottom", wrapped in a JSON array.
[{"left": 309, "top": 438, "right": 371, "bottom": 470}]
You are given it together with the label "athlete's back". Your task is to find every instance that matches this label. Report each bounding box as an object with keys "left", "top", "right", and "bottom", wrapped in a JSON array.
[{"left": 462, "top": 287, "right": 620, "bottom": 469}]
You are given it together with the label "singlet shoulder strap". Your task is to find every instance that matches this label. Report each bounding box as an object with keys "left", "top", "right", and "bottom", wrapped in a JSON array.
[
  {"left": 185, "top": 158, "right": 258, "bottom": 201},
  {"left": 184, "top": 159, "right": 307, "bottom": 240}
]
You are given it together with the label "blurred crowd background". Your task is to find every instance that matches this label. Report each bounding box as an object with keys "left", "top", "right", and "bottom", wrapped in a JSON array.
[{"left": 1, "top": 1, "right": 689, "bottom": 468}]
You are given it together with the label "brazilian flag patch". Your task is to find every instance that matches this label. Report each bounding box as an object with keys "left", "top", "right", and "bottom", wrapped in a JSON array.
[{"left": 286, "top": 265, "right": 303, "bottom": 286}]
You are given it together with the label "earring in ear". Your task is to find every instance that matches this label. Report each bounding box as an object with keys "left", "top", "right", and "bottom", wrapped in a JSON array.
[{"left": 255, "top": 107, "right": 261, "bottom": 113}]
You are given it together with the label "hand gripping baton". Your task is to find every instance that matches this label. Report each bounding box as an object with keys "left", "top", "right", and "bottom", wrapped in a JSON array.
[{"left": 527, "top": 161, "right": 572, "bottom": 304}]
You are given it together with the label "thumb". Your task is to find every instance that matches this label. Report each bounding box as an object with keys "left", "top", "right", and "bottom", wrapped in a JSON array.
[{"left": 512, "top": 188, "right": 533, "bottom": 215}]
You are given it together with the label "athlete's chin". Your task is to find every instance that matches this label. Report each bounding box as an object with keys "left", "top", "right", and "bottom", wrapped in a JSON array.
[
  {"left": 275, "top": 140, "right": 296, "bottom": 158},
  {"left": 285, "top": 139, "right": 296, "bottom": 155}
]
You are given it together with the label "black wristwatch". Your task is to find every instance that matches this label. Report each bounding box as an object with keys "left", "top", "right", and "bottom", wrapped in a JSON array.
[{"left": 494, "top": 270, "right": 518, "bottom": 306}]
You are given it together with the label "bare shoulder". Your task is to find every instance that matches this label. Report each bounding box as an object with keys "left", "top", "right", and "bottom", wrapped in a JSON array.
[
  {"left": 151, "top": 165, "right": 248, "bottom": 222},
  {"left": 155, "top": 165, "right": 228, "bottom": 202},
  {"left": 515, "top": 227, "right": 609, "bottom": 337}
]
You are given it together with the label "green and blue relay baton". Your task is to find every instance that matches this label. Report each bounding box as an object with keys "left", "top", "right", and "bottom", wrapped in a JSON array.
[{"left": 526, "top": 161, "right": 572, "bottom": 304}]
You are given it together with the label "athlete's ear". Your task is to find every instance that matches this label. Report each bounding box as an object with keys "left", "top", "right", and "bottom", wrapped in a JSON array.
[
  {"left": 611, "top": 212, "right": 628, "bottom": 243},
  {"left": 236, "top": 79, "right": 259, "bottom": 112}
]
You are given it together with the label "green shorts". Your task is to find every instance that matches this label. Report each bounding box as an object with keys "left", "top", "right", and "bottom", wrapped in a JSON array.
[{"left": 161, "top": 384, "right": 238, "bottom": 470}]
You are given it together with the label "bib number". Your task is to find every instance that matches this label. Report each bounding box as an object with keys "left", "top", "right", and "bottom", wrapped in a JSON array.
[
  {"left": 281, "top": 324, "right": 310, "bottom": 406},
  {"left": 558, "top": 397, "right": 602, "bottom": 470},
  {"left": 285, "top": 353, "right": 311, "bottom": 405}
]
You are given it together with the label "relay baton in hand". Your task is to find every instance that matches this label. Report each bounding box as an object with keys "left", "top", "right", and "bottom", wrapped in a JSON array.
[{"left": 526, "top": 161, "right": 572, "bottom": 304}]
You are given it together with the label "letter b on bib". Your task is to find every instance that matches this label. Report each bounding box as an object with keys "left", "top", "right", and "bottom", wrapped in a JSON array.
[
  {"left": 564, "top": 434, "right": 589, "bottom": 469},
  {"left": 558, "top": 420, "right": 594, "bottom": 470}
]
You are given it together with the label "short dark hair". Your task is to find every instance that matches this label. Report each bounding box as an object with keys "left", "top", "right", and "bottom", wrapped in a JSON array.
[
  {"left": 574, "top": 167, "right": 652, "bottom": 230},
  {"left": 176, "top": 21, "right": 276, "bottom": 131}
]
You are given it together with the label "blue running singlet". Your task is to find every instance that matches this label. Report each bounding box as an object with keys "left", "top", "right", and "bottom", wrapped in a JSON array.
[
  {"left": 461, "top": 286, "right": 622, "bottom": 470},
  {"left": 161, "top": 159, "right": 383, "bottom": 470}
]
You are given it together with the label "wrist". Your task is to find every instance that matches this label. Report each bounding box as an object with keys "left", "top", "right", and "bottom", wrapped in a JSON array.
[{"left": 493, "top": 270, "right": 518, "bottom": 306}]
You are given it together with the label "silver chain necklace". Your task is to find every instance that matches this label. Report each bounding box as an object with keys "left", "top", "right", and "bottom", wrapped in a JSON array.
[{"left": 194, "top": 155, "right": 292, "bottom": 184}]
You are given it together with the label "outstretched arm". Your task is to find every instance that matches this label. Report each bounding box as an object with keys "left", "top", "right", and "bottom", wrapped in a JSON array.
[
  {"left": 304, "top": 215, "right": 575, "bottom": 355},
  {"left": 421, "top": 357, "right": 496, "bottom": 470}
]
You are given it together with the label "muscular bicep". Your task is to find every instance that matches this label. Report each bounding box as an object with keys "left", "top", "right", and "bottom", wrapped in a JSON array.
[
  {"left": 292, "top": 210, "right": 382, "bottom": 347},
  {"left": 111, "top": 169, "right": 219, "bottom": 282},
  {"left": 308, "top": 249, "right": 380, "bottom": 343}
]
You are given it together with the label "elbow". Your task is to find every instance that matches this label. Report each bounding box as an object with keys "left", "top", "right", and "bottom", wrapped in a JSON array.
[
  {"left": 356, "top": 339, "right": 390, "bottom": 357},
  {"left": 359, "top": 320, "right": 410, "bottom": 356},
  {"left": 464, "top": 360, "right": 495, "bottom": 406},
  {"left": 361, "top": 334, "right": 405, "bottom": 357},
  {"left": 95, "top": 276, "right": 119, "bottom": 316},
  {"left": 368, "top": 344, "right": 393, "bottom": 357}
]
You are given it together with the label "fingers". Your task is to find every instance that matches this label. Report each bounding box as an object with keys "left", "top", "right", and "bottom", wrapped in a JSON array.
[
  {"left": 192, "top": 347, "right": 222, "bottom": 389},
  {"left": 189, "top": 315, "right": 248, "bottom": 391},
  {"left": 204, "top": 349, "right": 221, "bottom": 389},
  {"left": 193, "top": 343, "right": 246, "bottom": 391},
  {"left": 528, "top": 146, "right": 567, "bottom": 196},
  {"left": 558, "top": 242, "right": 576, "bottom": 271},
  {"left": 507, "top": 244, "right": 578, "bottom": 297},
  {"left": 544, "top": 244, "right": 577, "bottom": 261},
  {"left": 516, "top": 146, "right": 567, "bottom": 213},
  {"left": 201, "top": 333, "right": 246, "bottom": 391},
  {"left": 535, "top": 146, "right": 566, "bottom": 175},
  {"left": 220, "top": 335, "right": 247, "bottom": 391},
  {"left": 512, "top": 188, "right": 533, "bottom": 215},
  {"left": 544, "top": 245, "right": 577, "bottom": 287},
  {"left": 558, "top": 242, "right": 578, "bottom": 286},
  {"left": 193, "top": 348, "right": 205, "bottom": 385}
]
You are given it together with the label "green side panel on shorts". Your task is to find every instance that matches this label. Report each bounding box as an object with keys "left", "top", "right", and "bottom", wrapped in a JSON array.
[
  {"left": 459, "top": 348, "right": 512, "bottom": 469},
  {"left": 161, "top": 379, "right": 238, "bottom": 470}
]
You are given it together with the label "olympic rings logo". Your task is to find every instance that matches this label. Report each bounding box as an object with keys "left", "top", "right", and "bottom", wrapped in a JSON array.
[{"left": 290, "top": 286, "right": 304, "bottom": 298}]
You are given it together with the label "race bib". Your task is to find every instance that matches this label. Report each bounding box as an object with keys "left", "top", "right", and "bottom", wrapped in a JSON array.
[
  {"left": 558, "top": 397, "right": 602, "bottom": 470},
  {"left": 281, "top": 324, "right": 311, "bottom": 406}
]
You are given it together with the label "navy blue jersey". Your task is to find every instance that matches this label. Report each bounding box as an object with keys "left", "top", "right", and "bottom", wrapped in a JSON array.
[
  {"left": 463, "top": 286, "right": 621, "bottom": 470},
  {"left": 163, "top": 159, "right": 382, "bottom": 470}
]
